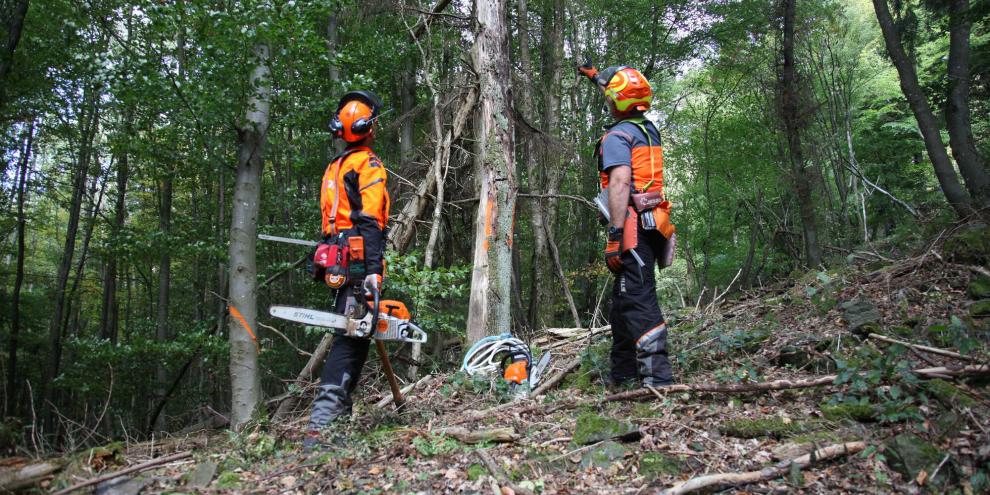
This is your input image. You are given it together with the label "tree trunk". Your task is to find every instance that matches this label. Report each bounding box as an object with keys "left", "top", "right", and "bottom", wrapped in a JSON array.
[
  {"left": 945, "top": 0, "right": 990, "bottom": 208},
  {"left": 227, "top": 43, "right": 271, "bottom": 430},
  {"left": 99, "top": 128, "right": 129, "bottom": 344},
  {"left": 44, "top": 98, "right": 99, "bottom": 422},
  {"left": 151, "top": 172, "right": 172, "bottom": 413},
  {"left": 780, "top": 0, "right": 822, "bottom": 267},
  {"left": 516, "top": 0, "right": 550, "bottom": 331},
  {"left": 872, "top": 0, "right": 973, "bottom": 217},
  {"left": 400, "top": 55, "right": 417, "bottom": 171},
  {"left": 7, "top": 121, "right": 33, "bottom": 416},
  {"left": 154, "top": 174, "right": 172, "bottom": 431},
  {"left": 467, "top": 0, "right": 517, "bottom": 343},
  {"left": 0, "top": 0, "right": 30, "bottom": 109}
]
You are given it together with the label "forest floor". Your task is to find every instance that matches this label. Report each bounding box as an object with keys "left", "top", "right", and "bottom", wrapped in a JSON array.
[{"left": 39, "top": 226, "right": 990, "bottom": 494}]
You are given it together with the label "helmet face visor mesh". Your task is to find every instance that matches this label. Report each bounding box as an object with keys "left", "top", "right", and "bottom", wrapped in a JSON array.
[{"left": 603, "top": 67, "right": 653, "bottom": 113}]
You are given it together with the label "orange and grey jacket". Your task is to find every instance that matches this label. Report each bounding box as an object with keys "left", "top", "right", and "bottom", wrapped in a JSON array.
[
  {"left": 595, "top": 118, "right": 664, "bottom": 194},
  {"left": 320, "top": 146, "right": 390, "bottom": 275}
]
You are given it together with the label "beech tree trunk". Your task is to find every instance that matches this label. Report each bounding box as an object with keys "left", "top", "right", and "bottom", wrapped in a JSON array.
[
  {"left": 467, "top": 0, "right": 517, "bottom": 343},
  {"left": 7, "top": 121, "right": 33, "bottom": 416},
  {"left": 154, "top": 174, "right": 172, "bottom": 431},
  {"left": 780, "top": 0, "right": 822, "bottom": 267},
  {"left": 945, "top": 0, "right": 990, "bottom": 208},
  {"left": 99, "top": 124, "right": 129, "bottom": 344},
  {"left": 227, "top": 43, "right": 271, "bottom": 429},
  {"left": 44, "top": 98, "right": 99, "bottom": 423},
  {"left": 0, "top": 0, "right": 30, "bottom": 109},
  {"left": 872, "top": 0, "right": 973, "bottom": 217}
]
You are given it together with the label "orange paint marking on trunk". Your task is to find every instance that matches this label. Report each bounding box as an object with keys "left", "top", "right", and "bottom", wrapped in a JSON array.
[
  {"left": 229, "top": 304, "right": 260, "bottom": 352},
  {"left": 482, "top": 195, "right": 496, "bottom": 251}
]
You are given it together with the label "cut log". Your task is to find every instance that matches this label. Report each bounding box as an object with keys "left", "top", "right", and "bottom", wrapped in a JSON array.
[
  {"left": 659, "top": 441, "right": 866, "bottom": 495},
  {"left": 0, "top": 460, "right": 61, "bottom": 492},
  {"left": 436, "top": 426, "right": 519, "bottom": 444},
  {"left": 273, "top": 333, "right": 333, "bottom": 420}
]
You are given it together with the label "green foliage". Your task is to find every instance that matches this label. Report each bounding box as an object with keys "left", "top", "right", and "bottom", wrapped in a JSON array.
[
  {"left": 411, "top": 433, "right": 460, "bottom": 458},
  {"left": 830, "top": 345, "right": 921, "bottom": 423},
  {"left": 384, "top": 252, "right": 470, "bottom": 343}
]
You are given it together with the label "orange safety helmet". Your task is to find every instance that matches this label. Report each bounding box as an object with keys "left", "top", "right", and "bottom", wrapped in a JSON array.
[
  {"left": 329, "top": 90, "right": 383, "bottom": 143},
  {"left": 599, "top": 66, "right": 652, "bottom": 116}
]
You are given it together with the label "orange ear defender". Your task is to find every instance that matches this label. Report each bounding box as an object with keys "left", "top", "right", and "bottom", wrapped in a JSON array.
[{"left": 329, "top": 90, "right": 384, "bottom": 142}]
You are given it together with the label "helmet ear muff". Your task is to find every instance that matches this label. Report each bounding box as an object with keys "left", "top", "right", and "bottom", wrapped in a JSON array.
[
  {"left": 350, "top": 116, "right": 374, "bottom": 136},
  {"left": 328, "top": 117, "right": 344, "bottom": 137},
  {"left": 333, "top": 90, "right": 383, "bottom": 141}
]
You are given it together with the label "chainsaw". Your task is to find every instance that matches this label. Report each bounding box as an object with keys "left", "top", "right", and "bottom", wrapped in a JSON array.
[
  {"left": 269, "top": 301, "right": 427, "bottom": 343},
  {"left": 260, "top": 234, "right": 428, "bottom": 344}
]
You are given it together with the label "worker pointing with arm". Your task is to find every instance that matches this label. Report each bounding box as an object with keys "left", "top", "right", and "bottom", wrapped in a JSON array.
[
  {"left": 305, "top": 90, "right": 390, "bottom": 448},
  {"left": 580, "top": 62, "right": 677, "bottom": 390}
]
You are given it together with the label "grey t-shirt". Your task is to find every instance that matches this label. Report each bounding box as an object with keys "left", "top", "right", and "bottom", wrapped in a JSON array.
[{"left": 599, "top": 120, "right": 662, "bottom": 171}]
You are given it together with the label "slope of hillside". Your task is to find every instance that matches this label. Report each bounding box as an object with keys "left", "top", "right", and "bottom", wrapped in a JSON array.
[{"left": 36, "top": 226, "right": 990, "bottom": 494}]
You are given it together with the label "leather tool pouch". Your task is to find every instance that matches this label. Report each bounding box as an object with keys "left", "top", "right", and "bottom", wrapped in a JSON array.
[
  {"left": 622, "top": 206, "right": 639, "bottom": 253},
  {"left": 347, "top": 236, "right": 367, "bottom": 283}
]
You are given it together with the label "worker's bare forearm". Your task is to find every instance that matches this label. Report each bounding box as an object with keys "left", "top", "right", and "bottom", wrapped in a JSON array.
[{"left": 607, "top": 167, "right": 631, "bottom": 229}]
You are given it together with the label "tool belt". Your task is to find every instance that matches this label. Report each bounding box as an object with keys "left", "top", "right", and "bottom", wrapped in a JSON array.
[
  {"left": 626, "top": 190, "right": 676, "bottom": 268},
  {"left": 308, "top": 234, "right": 367, "bottom": 289}
]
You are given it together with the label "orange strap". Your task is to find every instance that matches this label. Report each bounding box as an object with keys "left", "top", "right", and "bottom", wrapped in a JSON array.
[{"left": 228, "top": 304, "right": 260, "bottom": 352}]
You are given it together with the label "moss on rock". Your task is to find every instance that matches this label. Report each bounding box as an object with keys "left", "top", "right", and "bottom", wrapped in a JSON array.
[
  {"left": 572, "top": 412, "right": 640, "bottom": 445},
  {"left": 820, "top": 402, "right": 878, "bottom": 422},
  {"left": 970, "top": 300, "right": 990, "bottom": 317},
  {"left": 969, "top": 275, "right": 990, "bottom": 299},
  {"left": 924, "top": 379, "right": 977, "bottom": 408},
  {"left": 718, "top": 417, "right": 819, "bottom": 439},
  {"left": 639, "top": 452, "right": 683, "bottom": 478},
  {"left": 884, "top": 433, "right": 955, "bottom": 491},
  {"left": 943, "top": 224, "right": 990, "bottom": 266}
]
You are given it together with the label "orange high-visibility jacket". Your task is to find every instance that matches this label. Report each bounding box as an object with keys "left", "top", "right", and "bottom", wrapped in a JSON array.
[
  {"left": 595, "top": 118, "right": 664, "bottom": 194},
  {"left": 320, "top": 146, "right": 390, "bottom": 275}
]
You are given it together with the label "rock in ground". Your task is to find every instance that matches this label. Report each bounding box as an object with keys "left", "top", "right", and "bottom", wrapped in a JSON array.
[{"left": 571, "top": 412, "right": 640, "bottom": 445}]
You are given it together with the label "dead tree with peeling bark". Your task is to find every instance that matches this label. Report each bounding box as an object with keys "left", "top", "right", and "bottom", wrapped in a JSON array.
[{"left": 466, "top": 0, "right": 517, "bottom": 344}]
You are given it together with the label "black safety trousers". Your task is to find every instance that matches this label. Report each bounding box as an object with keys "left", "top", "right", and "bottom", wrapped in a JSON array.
[
  {"left": 308, "top": 287, "right": 371, "bottom": 430},
  {"left": 609, "top": 227, "right": 674, "bottom": 387}
]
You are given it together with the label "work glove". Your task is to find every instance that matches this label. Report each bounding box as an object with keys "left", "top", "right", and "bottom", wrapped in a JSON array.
[
  {"left": 604, "top": 239, "right": 623, "bottom": 274},
  {"left": 363, "top": 273, "right": 382, "bottom": 298},
  {"left": 577, "top": 58, "right": 598, "bottom": 80}
]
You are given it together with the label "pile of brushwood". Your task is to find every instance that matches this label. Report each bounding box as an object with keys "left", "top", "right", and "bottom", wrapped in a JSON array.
[{"left": 12, "top": 225, "right": 990, "bottom": 494}]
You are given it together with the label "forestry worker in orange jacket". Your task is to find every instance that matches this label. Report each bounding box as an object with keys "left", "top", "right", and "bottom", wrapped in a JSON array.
[
  {"left": 305, "top": 90, "right": 390, "bottom": 447},
  {"left": 579, "top": 64, "right": 676, "bottom": 390}
]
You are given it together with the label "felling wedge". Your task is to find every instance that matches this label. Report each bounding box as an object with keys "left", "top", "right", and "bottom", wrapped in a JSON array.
[{"left": 269, "top": 304, "right": 427, "bottom": 343}]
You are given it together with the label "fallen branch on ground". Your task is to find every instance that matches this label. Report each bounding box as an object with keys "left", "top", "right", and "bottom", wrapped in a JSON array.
[
  {"left": 435, "top": 426, "right": 519, "bottom": 443},
  {"left": 273, "top": 334, "right": 334, "bottom": 420},
  {"left": 475, "top": 449, "right": 534, "bottom": 495},
  {"left": 867, "top": 332, "right": 979, "bottom": 363},
  {"left": 375, "top": 374, "right": 434, "bottom": 409},
  {"left": 51, "top": 452, "right": 192, "bottom": 495},
  {"left": 531, "top": 356, "right": 581, "bottom": 397},
  {"left": 597, "top": 364, "right": 990, "bottom": 404},
  {"left": 453, "top": 365, "right": 990, "bottom": 424},
  {"left": 0, "top": 460, "right": 61, "bottom": 492},
  {"left": 659, "top": 441, "right": 866, "bottom": 495}
]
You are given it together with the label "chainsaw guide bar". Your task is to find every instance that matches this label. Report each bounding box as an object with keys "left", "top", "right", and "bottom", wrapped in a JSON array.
[{"left": 269, "top": 305, "right": 427, "bottom": 343}]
